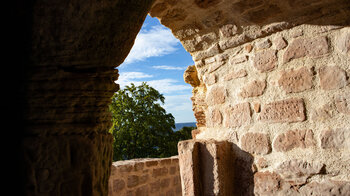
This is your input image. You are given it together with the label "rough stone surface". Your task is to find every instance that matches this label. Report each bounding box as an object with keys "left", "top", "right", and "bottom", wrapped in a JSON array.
[
  {"left": 239, "top": 80, "right": 266, "bottom": 98},
  {"left": 254, "top": 172, "right": 282, "bottom": 195},
  {"left": 258, "top": 98, "right": 306, "bottom": 123},
  {"left": 241, "top": 133, "right": 271, "bottom": 155},
  {"left": 299, "top": 180, "right": 350, "bottom": 196},
  {"left": 178, "top": 140, "right": 233, "bottom": 196},
  {"left": 335, "top": 93, "right": 350, "bottom": 115},
  {"left": 184, "top": 65, "right": 200, "bottom": 87},
  {"left": 335, "top": 28, "right": 350, "bottom": 55},
  {"left": 319, "top": 66, "right": 348, "bottom": 90},
  {"left": 278, "top": 67, "right": 313, "bottom": 93},
  {"left": 273, "top": 36, "right": 287, "bottom": 50},
  {"left": 273, "top": 129, "right": 316, "bottom": 152},
  {"left": 207, "top": 108, "right": 222, "bottom": 127},
  {"left": 283, "top": 36, "right": 329, "bottom": 63},
  {"left": 109, "top": 157, "right": 181, "bottom": 196},
  {"left": 206, "top": 86, "right": 226, "bottom": 105},
  {"left": 224, "top": 69, "right": 247, "bottom": 81},
  {"left": 320, "top": 129, "right": 350, "bottom": 149},
  {"left": 224, "top": 102, "right": 251, "bottom": 128},
  {"left": 252, "top": 49, "right": 278, "bottom": 72},
  {"left": 276, "top": 159, "right": 324, "bottom": 185}
]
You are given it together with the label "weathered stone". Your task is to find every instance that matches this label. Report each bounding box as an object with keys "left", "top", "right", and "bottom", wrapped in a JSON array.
[
  {"left": 152, "top": 167, "right": 168, "bottom": 177},
  {"left": 206, "top": 86, "right": 226, "bottom": 105},
  {"left": 319, "top": 66, "right": 347, "bottom": 90},
  {"left": 273, "top": 35, "right": 287, "bottom": 50},
  {"left": 229, "top": 55, "right": 248, "bottom": 65},
  {"left": 178, "top": 140, "right": 233, "bottom": 196},
  {"left": 239, "top": 80, "right": 266, "bottom": 98},
  {"left": 311, "top": 104, "right": 334, "bottom": 122},
  {"left": 223, "top": 69, "right": 247, "bottom": 81},
  {"left": 254, "top": 172, "right": 282, "bottom": 195},
  {"left": 256, "top": 39, "right": 272, "bottom": 50},
  {"left": 219, "top": 23, "right": 238, "bottom": 37},
  {"left": 113, "top": 179, "right": 125, "bottom": 192},
  {"left": 245, "top": 44, "right": 253, "bottom": 53},
  {"left": 193, "top": 43, "right": 220, "bottom": 61},
  {"left": 135, "top": 185, "right": 149, "bottom": 196},
  {"left": 278, "top": 67, "right": 313, "bottom": 93},
  {"left": 258, "top": 98, "right": 305, "bottom": 123},
  {"left": 252, "top": 49, "right": 278, "bottom": 72},
  {"left": 161, "top": 8, "right": 187, "bottom": 27},
  {"left": 256, "top": 158, "right": 268, "bottom": 169},
  {"left": 207, "top": 108, "right": 222, "bottom": 127},
  {"left": 335, "top": 93, "right": 350, "bottom": 115},
  {"left": 206, "top": 74, "right": 217, "bottom": 85},
  {"left": 320, "top": 128, "right": 350, "bottom": 149},
  {"left": 299, "top": 180, "right": 350, "bottom": 196},
  {"left": 273, "top": 129, "right": 315, "bottom": 152},
  {"left": 224, "top": 102, "right": 251, "bottom": 127},
  {"left": 127, "top": 175, "right": 139, "bottom": 188},
  {"left": 161, "top": 178, "right": 171, "bottom": 188},
  {"left": 241, "top": 132, "right": 271, "bottom": 155},
  {"left": 219, "top": 34, "right": 248, "bottom": 50},
  {"left": 145, "top": 160, "right": 158, "bottom": 167},
  {"left": 335, "top": 28, "right": 350, "bottom": 55},
  {"left": 283, "top": 36, "right": 329, "bottom": 63},
  {"left": 276, "top": 159, "right": 323, "bottom": 185}
]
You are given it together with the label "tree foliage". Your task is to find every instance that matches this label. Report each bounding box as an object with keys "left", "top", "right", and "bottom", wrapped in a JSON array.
[{"left": 109, "top": 83, "right": 193, "bottom": 161}]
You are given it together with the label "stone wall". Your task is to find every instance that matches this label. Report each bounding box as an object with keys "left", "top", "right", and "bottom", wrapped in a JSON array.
[
  {"left": 150, "top": 0, "right": 350, "bottom": 195},
  {"left": 108, "top": 157, "right": 182, "bottom": 196}
]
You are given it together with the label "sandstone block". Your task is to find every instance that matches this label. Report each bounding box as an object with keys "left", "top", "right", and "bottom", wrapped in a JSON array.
[
  {"left": 239, "top": 80, "right": 266, "bottom": 98},
  {"left": 278, "top": 67, "right": 313, "bottom": 93},
  {"left": 127, "top": 175, "right": 139, "bottom": 188},
  {"left": 206, "top": 86, "right": 226, "bottom": 105},
  {"left": 219, "top": 23, "right": 238, "bottom": 37},
  {"left": 193, "top": 44, "right": 219, "bottom": 61},
  {"left": 241, "top": 132, "right": 271, "bottom": 155},
  {"left": 224, "top": 102, "right": 251, "bottom": 127},
  {"left": 206, "top": 74, "right": 217, "bottom": 85},
  {"left": 335, "top": 93, "right": 350, "bottom": 115},
  {"left": 229, "top": 55, "right": 248, "bottom": 65},
  {"left": 152, "top": 167, "right": 168, "bottom": 178},
  {"left": 276, "top": 159, "right": 323, "bottom": 185},
  {"left": 283, "top": 36, "right": 329, "bottom": 63},
  {"left": 252, "top": 49, "right": 278, "bottom": 72},
  {"left": 273, "top": 129, "right": 315, "bottom": 152},
  {"left": 255, "top": 39, "right": 272, "bottom": 50},
  {"left": 223, "top": 69, "right": 247, "bottom": 81},
  {"left": 273, "top": 36, "right": 287, "bottom": 50},
  {"left": 219, "top": 34, "right": 247, "bottom": 50},
  {"left": 320, "top": 128, "right": 350, "bottom": 149},
  {"left": 113, "top": 179, "right": 125, "bottom": 192},
  {"left": 335, "top": 28, "right": 350, "bottom": 55},
  {"left": 207, "top": 108, "right": 222, "bottom": 127},
  {"left": 135, "top": 184, "right": 149, "bottom": 196},
  {"left": 184, "top": 65, "right": 200, "bottom": 87},
  {"left": 254, "top": 172, "right": 282, "bottom": 195},
  {"left": 319, "top": 66, "right": 347, "bottom": 90},
  {"left": 299, "top": 180, "right": 350, "bottom": 196},
  {"left": 258, "top": 98, "right": 305, "bottom": 123},
  {"left": 146, "top": 160, "right": 158, "bottom": 167},
  {"left": 178, "top": 140, "right": 233, "bottom": 196}
]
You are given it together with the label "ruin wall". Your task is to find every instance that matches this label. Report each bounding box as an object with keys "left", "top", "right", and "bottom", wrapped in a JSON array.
[{"left": 108, "top": 157, "right": 182, "bottom": 196}]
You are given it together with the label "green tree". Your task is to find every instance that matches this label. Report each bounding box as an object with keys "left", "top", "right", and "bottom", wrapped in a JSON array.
[
  {"left": 109, "top": 82, "right": 176, "bottom": 161},
  {"left": 167, "top": 126, "right": 196, "bottom": 155}
]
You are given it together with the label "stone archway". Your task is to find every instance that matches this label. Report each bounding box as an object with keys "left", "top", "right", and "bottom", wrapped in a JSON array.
[{"left": 15, "top": 0, "right": 349, "bottom": 195}]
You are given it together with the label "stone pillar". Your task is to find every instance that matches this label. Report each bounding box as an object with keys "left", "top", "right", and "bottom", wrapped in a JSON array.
[
  {"left": 17, "top": 0, "right": 155, "bottom": 195},
  {"left": 178, "top": 140, "right": 233, "bottom": 196}
]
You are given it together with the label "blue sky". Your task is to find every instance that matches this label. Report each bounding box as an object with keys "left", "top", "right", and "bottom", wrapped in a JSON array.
[{"left": 117, "top": 15, "right": 196, "bottom": 123}]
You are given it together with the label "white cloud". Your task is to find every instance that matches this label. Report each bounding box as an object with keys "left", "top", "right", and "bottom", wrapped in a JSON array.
[
  {"left": 146, "top": 79, "right": 192, "bottom": 94},
  {"left": 116, "top": 72, "right": 191, "bottom": 94},
  {"left": 152, "top": 65, "right": 187, "bottom": 70},
  {"left": 123, "top": 25, "right": 180, "bottom": 64},
  {"left": 117, "top": 72, "right": 153, "bottom": 87}
]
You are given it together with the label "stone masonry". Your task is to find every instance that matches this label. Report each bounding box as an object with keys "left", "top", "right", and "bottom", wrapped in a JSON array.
[
  {"left": 15, "top": 0, "right": 350, "bottom": 195},
  {"left": 108, "top": 157, "right": 181, "bottom": 196},
  {"left": 150, "top": 0, "right": 350, "bottom": 195}
]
